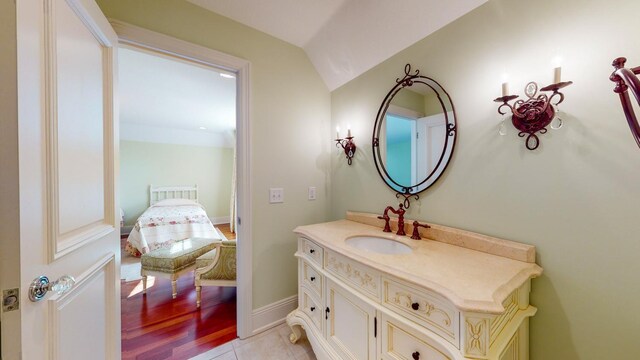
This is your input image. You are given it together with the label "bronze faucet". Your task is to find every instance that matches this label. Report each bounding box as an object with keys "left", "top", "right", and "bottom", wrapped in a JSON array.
[
  {"left": 377, "top": 213, "right": 391, "bottom": 232},
  {"left": 410, "top": 221, "right": 431, "bottom": 240},
  {"left": 382, "top": 204, "right": 406, "bottom": 236}
]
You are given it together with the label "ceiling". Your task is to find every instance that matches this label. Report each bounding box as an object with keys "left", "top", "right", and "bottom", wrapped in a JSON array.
[
  {"left": 187, "top": 0, "right": 487, "bottom": 90},
  {"left": 118, "top": 47, "right": 236, "bottom": 134}
]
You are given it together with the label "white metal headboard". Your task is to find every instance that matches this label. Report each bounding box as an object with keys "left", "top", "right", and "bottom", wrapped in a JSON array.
[{"left": 149, "top": 184, "right": 199, "bottom": 206}]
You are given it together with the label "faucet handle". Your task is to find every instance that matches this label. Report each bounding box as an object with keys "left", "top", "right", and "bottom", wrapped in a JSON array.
[
  {"left": 411, "top": 221, "right": 431, "bottom": 240},
  {"left": 377, "top": 215, "right": 392, "bottom": 232}
]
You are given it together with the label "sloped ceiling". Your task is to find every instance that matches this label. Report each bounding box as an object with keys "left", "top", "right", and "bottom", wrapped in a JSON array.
[{"left": 187, "top": 0, "right": 487, "bottom": 90}]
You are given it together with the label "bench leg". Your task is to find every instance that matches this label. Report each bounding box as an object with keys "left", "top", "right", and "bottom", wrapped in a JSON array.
[
  {"left": 171, "top": 279, "right": 177, "bottom": 299},
  {"left": 142, "top": 275, "right": 147, "bottom": 295},
  {"left": 196, "top": 285, "right": 202, "bottom": 308}
]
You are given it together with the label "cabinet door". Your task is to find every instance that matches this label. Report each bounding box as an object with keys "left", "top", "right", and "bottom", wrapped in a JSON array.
[{"left": 325, "top": 278, "right": 377, "bottom": 360}]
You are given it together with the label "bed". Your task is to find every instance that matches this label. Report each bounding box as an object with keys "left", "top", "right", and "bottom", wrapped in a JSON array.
[{"left": 125, "top": 185, "right": 220, "bottom": 256}]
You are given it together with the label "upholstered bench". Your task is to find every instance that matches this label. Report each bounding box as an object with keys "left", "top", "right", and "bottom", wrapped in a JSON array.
[
  {"left": 194, "top": 240, "right": 237, "bottom": 308},
  {"left": 141, "top": 237, "right": 217, "bottom": 299}
]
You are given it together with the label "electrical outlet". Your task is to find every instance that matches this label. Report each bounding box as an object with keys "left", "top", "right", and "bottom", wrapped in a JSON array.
[
  {"left": 269, "top": 188, "right": 284, "bottom": 203},
  {"left": 308, "top": 186, "right": 317, "bottom": 200}
]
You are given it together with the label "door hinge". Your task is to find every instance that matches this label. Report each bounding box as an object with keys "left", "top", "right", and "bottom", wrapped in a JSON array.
[
  {"left": 237, "top": 217, "right": 241, "bottom": 225},
  {"left": 374, "top": 316, "right": 377, "bottom": 338}
]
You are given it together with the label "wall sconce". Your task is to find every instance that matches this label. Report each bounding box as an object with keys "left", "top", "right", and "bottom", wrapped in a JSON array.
[
  {"left": 335, "top": 126, "right": 356, "bottom": 165},
  {"left": 494, "top": 66, "right": 572, "bottom": 150}
]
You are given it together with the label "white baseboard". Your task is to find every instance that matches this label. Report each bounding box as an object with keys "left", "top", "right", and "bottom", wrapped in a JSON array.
[
  {"left": 251, "top": 295, "right": 298, "bottom": 336},
  {"left": 209, "top": 216, "right": 231, "bottom": 225}
]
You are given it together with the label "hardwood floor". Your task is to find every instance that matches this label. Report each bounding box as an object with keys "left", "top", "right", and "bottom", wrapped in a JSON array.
[
  {"left": 215, "top": 223, "right": 236, "bottom": 241},
  {"left": 121, "top": 224, "right": 237, "bottom": 359}
]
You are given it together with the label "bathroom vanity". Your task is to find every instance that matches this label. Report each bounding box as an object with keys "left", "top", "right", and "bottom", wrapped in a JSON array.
[{"left": 286, "top": 212, "right": 542, "bottom": 360}]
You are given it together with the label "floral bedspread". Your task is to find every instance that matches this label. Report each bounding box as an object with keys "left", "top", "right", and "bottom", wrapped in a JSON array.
[{"left": 126, "top": 204, "right": 217, "bottom": 256}]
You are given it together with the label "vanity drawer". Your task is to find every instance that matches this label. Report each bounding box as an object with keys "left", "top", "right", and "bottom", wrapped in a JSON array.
[
  {"left": 324, "top": 250, "right": 380, "bottom": 300},
  {"left": 301, "top": 237, "right": 323, "bottom": 267},
  {"left": 382, "top": 278, "right": 460, "bottom": 348},
  {"left": 300, "top": 287, "right": 323, "bottom": 333},
  {"left": 380, "top": 315, "right": 453, "bottom": 360},
  {"left": 301, "top": 260, "right": 323, "bottom": 299}
]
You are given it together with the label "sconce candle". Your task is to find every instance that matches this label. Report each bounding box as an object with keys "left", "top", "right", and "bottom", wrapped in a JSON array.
[
  {"left": 554, "top": 67, "right": 562, "bottom": 83},
  {"left": 336, "top": 126, "right": 340, "bottom": 139},
  {"left": 502, "top": 82, "right": 509, "bottom": 97}
]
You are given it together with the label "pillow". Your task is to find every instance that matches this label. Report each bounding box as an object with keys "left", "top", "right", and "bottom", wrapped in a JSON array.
[{"left": 153, "top": 198, "right": 199, "bottom": 207}]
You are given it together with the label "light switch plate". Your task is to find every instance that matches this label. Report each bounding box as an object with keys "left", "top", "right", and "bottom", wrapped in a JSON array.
[
  {"left": 308, "top": 187, "right": 317, "bottom": 200},
  {"left": 269, "top": 188, "right": 284, "bottom": 203}
]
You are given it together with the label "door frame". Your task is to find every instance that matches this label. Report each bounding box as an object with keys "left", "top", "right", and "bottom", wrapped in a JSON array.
[{"left": 110, "top": 20, "right": 253, "bottom": 339}]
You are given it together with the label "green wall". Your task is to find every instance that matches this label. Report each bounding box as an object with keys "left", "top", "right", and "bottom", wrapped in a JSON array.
[
  {"left": 98, "top": 0, "right": 331, "bottom": 309},
  {"left": 390, "top": 87, "right": 424, "bottom": 115},
  {"left": 119, "top": 140, "right": 233, "bottom": 224},
  {"left": 330, "top": 0, "right": 640, "bottom": 359}
]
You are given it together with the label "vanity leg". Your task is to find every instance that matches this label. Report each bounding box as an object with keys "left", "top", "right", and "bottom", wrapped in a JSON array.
[
  {"left": 286, "top": 313, "right": 304, "bottom": 344},
  {"left": 288, "top": 324, "right": 303, "bottom": 344}
]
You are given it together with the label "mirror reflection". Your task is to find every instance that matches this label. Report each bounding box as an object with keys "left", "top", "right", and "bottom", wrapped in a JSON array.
[{"left": 373, "top": 65, "right": 457, "bottom": 205}]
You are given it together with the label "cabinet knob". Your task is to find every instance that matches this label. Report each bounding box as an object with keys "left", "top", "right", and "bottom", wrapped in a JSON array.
[
  {"left": 310, "top": 249, "right": 315, "bottom": 254},
  {"left": 411, "top": 302, "right": 419, "bottom": 310},
  {"left": 310, "top": 306, "right": 316, "bottom": 312},
  {"left": 412, "top": 351, "right": 420, "bottom": 360},
  {"left": 310, "top": 276, "right": 316, "bottom": 281}
]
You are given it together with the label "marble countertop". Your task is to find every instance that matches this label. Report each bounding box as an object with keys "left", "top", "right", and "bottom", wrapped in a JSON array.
[{"left": 294, "top": 219, "right": 543, "bottom": 314}]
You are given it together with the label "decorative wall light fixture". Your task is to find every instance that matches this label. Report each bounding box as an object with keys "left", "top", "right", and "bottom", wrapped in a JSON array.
[
  {"left": 335, "top": 126, "right": 356, "bottom": 165},
  {"left": 494, "top": 65, "right": 572, "bottom": 150}
]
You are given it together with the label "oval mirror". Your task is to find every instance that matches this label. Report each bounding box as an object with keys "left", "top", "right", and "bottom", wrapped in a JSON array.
[{"left": 372, "top": 64, "right": 457, "bottom": 207}]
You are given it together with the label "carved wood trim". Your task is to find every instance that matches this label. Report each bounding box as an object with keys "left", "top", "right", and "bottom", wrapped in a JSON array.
[
  {"left": 464, "top": 316, "right": 490, "bottom": 358},
  {"left": 490, "top": 289, "right": 519, "bottom": 346},
  {"left": 392, "top": 291, "right": 452, "bottom": 327},
  {"left": 325, "top": 252, "right": 378, "bottom": 296}
]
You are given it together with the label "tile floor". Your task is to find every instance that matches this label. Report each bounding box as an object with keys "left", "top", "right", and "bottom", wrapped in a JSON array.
[{"left": 189, "top": 323, "right": 317, "bottom": 360}]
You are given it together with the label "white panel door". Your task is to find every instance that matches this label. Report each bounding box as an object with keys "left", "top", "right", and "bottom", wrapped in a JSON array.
[
  {"left": 15, "top": 0, "right": 119, "bottom": 359},
  {"left": 325, "top": 279, "right": 377, "bottom": 360}
]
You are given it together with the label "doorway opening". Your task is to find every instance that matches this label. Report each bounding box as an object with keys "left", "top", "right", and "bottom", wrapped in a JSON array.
[{"left": 117, "top": 44, "right": 239, "bottom": 359}]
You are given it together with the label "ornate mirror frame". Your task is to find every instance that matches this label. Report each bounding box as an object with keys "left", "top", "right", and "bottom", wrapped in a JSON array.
[{"left": 372, "top": 64, "right": 457, "bottom": 208}]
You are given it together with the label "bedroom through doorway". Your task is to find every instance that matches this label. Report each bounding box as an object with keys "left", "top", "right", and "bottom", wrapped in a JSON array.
[{"left": 117, "top": 44, "right": 240, "bottom": 359}]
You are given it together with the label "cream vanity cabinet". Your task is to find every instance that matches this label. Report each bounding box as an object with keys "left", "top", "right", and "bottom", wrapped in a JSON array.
[{"left": 287, "top": 218, "right": 542, "bottom": 360}]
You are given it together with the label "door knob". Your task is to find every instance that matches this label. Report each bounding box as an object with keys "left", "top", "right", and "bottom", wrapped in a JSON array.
[{"left": 29, "top": 275, "right": 75, "bottom": 302}]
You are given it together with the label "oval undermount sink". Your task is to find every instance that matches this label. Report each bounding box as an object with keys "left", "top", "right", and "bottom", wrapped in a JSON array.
[{"left": 345, "top": 236, "right": 412, "bottom": 255}]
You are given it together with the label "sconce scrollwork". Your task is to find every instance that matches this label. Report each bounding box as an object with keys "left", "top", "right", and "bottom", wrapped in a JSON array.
[{"left": 610, "top": 57, "right": 640, "bottom": 149}]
